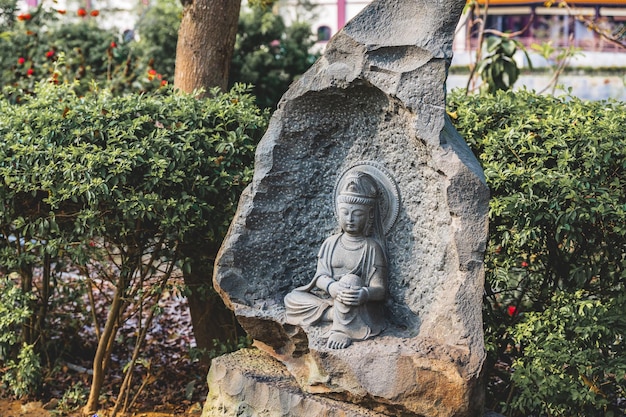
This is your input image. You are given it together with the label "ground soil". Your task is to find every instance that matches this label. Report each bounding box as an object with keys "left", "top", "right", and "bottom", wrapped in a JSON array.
[
  {"left": 0, "top": 399, "right": 202, "bottom": 417},
  {"left": 0, "top": 399, "right": 50, "bottom": 417},
  {"left": 0, "top": 274, "right": 209, "bottom": 417}
]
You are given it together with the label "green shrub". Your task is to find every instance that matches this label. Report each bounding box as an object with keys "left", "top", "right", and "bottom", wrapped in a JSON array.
[
  {"left": 230, "top": 5, "right": 318, "bottom": 109},
  {"left": 133, "top": 0, "right": 181, "bottom": 81},
  {"left": 0, "top": 81, "right": 268, "bottom": 400},
  {"left": 1, "top": 342, "right": 41, "bottom": 398},
  {"left": 0, "top": 4, "right": 165, "bottom": 99},
  {"left": 511, "top": 291, "right": 626, "bottom": 417},
  {"left": 448, "top": 89, "right": 626, "bottom": 417},
  {"left": 0, "top": 277, "right": 32, "bottom": 361},
  {"left": 1, "top": 81, "right": 266, "bottom": 246}
]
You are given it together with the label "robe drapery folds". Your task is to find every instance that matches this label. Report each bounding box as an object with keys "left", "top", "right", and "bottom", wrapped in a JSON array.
[{"left": 284, "top": 234, "right": 387, "bottom": 339}]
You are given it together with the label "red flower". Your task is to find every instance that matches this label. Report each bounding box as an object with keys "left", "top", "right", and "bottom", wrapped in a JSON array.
[
  {"left": 45, "top": 50, "right": 55, "bottom": 59},
  {"left": 160, "top": 80, "right": 168, "bottom": 87},
  {"left": 17, "top": 57, "right": 26, "bottom": 65},
  {"left": 26, "top": 67, "right": 34, "bottom": 76},
  {"left": 110, "top": 41, "right": 117, "bottom": 48},
  {"left": 17, "top": 13, "right": 32, "bottom": 21},
  {"left": 77, "top": 8, "right": 87, "bottom": 17},
  {"left": 507, "top": 305, "right": 518, "bottom": 317},
  {"left": 57, "top": 9, "right": 66, "bottom": 14},
  {"left": 521, "top": 261, "right": 529, "bottom": 268},
  {"left": 90, "top": 10, "right": 99, "bottom": 17},
  {"left": 148, "top": 69, "right": 157, "bottom": 76}
]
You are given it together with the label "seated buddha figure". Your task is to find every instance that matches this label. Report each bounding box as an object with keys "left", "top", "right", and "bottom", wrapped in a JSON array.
[{"left": 285, "top": 171, "right": 388, "bottom": 349}]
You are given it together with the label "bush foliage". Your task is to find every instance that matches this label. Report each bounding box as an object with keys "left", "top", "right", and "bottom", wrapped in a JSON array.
[
  {"left": 448, "top": 89, "right": 626, "bottom": 417},
  {"left": 0, "top": 0, "right": 311, "bottom": 408},
  {"left": 231, "top": 5, "right": 318, "bottom": 109},
  {"left": 0, "top": 81, "right": 265, "bottom": 254},
  {"left": 0, "top": 3, "right": 166, "bottom": 99},
  {"left": 0, "top": 81, "right": 267, "bottom": 402},
  {"left": 0, "top": 0, "right": 317, "bottom": 108}
]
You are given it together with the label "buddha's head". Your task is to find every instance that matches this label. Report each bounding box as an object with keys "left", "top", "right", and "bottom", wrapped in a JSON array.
[{"left": 336, "top": 172, "right": 379, "bottom": 236}]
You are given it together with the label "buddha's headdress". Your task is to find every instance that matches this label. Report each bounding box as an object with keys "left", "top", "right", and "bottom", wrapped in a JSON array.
[{"left": 337, "top": 172, "right": 379, "bottom": 206}]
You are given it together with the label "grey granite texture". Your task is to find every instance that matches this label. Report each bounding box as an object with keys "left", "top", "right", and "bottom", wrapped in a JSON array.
[{"left": 211, "top": 0, "right": 489, "bottom": 416}]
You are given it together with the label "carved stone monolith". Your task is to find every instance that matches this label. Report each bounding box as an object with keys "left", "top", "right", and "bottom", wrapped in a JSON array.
[{"left": 204, "top": 1, "right": 489, "bottom": 416}]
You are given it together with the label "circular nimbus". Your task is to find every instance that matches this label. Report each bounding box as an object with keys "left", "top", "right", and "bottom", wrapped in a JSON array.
[{"left": 333, "top": 161, "right": 401, "bottom": 235}]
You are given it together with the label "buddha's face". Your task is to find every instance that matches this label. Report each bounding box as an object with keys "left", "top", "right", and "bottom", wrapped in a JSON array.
[{"left": 337, "top": 202, "right": 371, "bottom": 236}]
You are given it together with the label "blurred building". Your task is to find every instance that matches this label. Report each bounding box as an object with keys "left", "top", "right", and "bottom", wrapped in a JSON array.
[
  {"left": 461, "top": 1, "right": 626, "bottom": 51},
  {"left": 17, "top": 0, "right": 626, "bottom": 67},
  {"left": 281, "top": 0, "right": 626, "bottom": 67},
  {"left": 278, "top": 0, "right": 369, "bottom": 44}
]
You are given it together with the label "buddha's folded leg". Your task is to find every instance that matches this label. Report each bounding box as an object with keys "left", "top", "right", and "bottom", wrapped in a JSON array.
[
  {"left": 332, "top": 301, "right": 370, "bottom": 341},
  {"left": 284, "top": 290, "right": 333, "bottom": 326}
]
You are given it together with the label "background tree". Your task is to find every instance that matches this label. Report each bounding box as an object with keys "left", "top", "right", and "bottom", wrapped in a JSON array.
[
  {"left": 172, "top": 0, "right": 245, "bottom": 359},
  {"left": 171, "top": 0, "right": 317, "bottom": 357},
  {"left": 174, "top": 0, "right": 240, "bottom": 94}
]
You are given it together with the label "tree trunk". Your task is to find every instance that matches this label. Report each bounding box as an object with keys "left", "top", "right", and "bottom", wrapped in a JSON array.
[
  {"left": 182, "top": 243, "right": 241, "bottom": 364},
  {"left": 174, "top": 0, "right": 241, "bottom": 95},
  {"left": 21, "top": 265, "right": 34, "bottom": 346},
  {"left": 83, "top": 271, "right": 129, "bottom": 415},
  {"left": 174, "top": 0, "right": 243, "bottom": 359}
]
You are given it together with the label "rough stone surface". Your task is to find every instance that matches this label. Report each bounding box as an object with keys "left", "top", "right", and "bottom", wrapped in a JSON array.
[
  {"left": 211, "top": 0, "right": 489, "bottom": 416},
  {"left": 203, "top": 349, "right": 497, "bottom": 417},
  {"left": 202, "top": 349, "right": 389, "bottom": 417}
]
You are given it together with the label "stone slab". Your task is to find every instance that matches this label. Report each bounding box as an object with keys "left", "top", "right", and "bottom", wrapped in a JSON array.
[
  {"left": 202, "top": 349, "right": 389, "bottom": 417},
  {"left": 203, "top": 349, "right": 497, "bottom": 417}
]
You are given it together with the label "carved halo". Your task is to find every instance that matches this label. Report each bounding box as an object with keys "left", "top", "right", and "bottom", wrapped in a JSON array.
[{"left": 333, "top": 161, "right": 400, "bottom": 235}]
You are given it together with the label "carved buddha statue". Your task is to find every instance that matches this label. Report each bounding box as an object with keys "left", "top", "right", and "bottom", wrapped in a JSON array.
[{"left": 285, "top": 171, "right": 388, "bottom": 349}]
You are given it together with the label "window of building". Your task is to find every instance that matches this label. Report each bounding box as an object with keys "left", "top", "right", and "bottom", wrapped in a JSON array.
[{"left": 317, "top": 25, "right": 332, "bottom": 42}]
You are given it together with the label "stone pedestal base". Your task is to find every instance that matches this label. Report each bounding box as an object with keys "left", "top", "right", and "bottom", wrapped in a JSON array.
[
  {"left": 202, "top": 348, "right": 387, "bottom": 417},
  {"left": 202, "top": 348, "right": 492, "bottom": 417}
]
